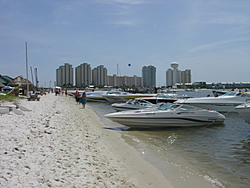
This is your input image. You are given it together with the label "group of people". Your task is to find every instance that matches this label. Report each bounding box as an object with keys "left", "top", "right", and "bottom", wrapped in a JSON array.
[
  {"left": 55, "top": 88, "right": 68, "bottom": 96},
  {"left": 75, "top": 91, "right": 87, "bottom": 108}
]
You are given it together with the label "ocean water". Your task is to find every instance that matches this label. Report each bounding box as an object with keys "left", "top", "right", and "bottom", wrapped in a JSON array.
[{"left": 88, "top": 90, "right": 250, "bottom": 188}]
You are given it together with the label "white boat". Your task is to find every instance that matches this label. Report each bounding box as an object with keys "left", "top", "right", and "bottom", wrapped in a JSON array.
[
  {"left": 111, "top": 98, "right": 154, "bottom": 111},
  {"left": 102, "top": 91, "right": 156, "bottom": 103},
  {"left": 104, "top": 103, "right": 225, "bottom": 128},
  {"left": 86, "top": 91, "right": 108, "bottom": 102},
  {"left": 176, "top": 92, "right": 250, "bottom": 113},
  {"left": 138, "top": 93, "right": 191, "bottom": 104},
  {"left": 235, "top": 100, "right": 250, "bottom": 124}
]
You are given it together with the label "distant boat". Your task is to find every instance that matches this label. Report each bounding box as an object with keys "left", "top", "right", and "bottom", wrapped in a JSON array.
[
  {"left": 102, "top": 91, "right": 156, "bottom": 103},
  {"left": 137, "top": 93, "right": 191, "bottom": 104}
]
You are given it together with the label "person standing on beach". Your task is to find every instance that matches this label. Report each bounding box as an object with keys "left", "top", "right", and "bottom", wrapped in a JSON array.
[{"left": 80, "top": 92, "right": 87, "bottom": 108}]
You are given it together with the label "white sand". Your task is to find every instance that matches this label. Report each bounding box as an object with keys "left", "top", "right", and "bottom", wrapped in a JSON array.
[{"left": 0, "top": 93, "right": 174, "bottom": 188}]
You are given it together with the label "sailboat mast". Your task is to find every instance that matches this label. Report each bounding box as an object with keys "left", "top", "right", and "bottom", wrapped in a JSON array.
[
  {"left": 30, "top": 65, "right": 34, "bottom": 84},
  {"left": 25, "top": 42, "right": 29, "bottom": 97}
]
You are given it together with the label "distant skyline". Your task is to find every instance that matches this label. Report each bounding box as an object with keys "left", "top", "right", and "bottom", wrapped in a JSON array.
[{"left": 1, "top": 0, "right": 249, "bottom": 87}]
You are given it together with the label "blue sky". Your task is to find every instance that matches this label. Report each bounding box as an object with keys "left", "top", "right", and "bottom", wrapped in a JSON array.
[{"left": 1, "top": 0, "right": 249, "bottom": 87}]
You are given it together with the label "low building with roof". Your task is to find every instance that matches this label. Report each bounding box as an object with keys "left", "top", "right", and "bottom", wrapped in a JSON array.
[{"left": 0, "top": 75, "right": 13, "bottom": 85}]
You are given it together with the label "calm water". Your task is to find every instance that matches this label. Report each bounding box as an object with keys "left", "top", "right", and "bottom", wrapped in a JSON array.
[{"left": 88, "top": 90, "right": 250, "bottom": 188}]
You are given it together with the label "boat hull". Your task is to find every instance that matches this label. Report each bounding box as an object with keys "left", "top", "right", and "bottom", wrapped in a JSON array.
[
  {"left": 179, "top": 103, "right": 241, "bottom": 113},
  {"left": 86, "top": 96, "right": 107, "bottom": 102},
  {"left": 105, "top": 110, "right": 225, "bottom": 128}
]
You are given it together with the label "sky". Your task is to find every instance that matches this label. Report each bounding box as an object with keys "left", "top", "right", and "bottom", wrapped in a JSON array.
[{"left": 0, "top": 0, "right": 249, "bottom": 87}]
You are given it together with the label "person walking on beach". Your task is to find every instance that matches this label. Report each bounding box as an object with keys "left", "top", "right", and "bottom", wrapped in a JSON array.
[
  {"left": 80, "top": 92, "right": 87, "bottom": 108},
  {"left": 75, "top": 91, "right": 80, "bottom": 104}
]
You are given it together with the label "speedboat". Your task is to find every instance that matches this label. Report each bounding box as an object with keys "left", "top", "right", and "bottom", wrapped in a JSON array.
[
  {"left": 111, "top": 98, "right": 154, "bottom": 111},
  {"left": 104, "top": 103, "right": 225, "bottom": 128},
  {"left": 235, "top": 99, "right": 250, "bottom": 124},
  {"left": 176, "top": 92, "right": 250, "bottom": 113},
  {"left": 138, "top": 93, "right": 191, "bottom": 104},
  {"left": 102, "top": 91, "right": 156, "bottom": 103},
  {"left": 86, "top": 91, "right": 107, "bottom": 102}
]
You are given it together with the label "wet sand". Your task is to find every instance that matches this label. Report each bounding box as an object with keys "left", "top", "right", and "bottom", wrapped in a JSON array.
[{"left": 0, "top": 93, "right": 174, "bottom": 188}]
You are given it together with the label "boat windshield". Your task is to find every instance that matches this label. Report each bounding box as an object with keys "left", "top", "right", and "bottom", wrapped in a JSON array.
[
  {"left": 221, "top": 91, "right": 239, "bottom": 96},
  {"left": 155, "top": 94, "right": 176, "bottom": 98},
  {"left": 158, "top": 103, "right": 180, "bottom": 110},
  {"left": 150, "top": 103, "right": 166, "bottom": 109},
  {"left": 222, "top": 91, "right": 250, "bottom": 98},
  {"left": 158, "top": 103, "right": 200, "bottom": 111}
]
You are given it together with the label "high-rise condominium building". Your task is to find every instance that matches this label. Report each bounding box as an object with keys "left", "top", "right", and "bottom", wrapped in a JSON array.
[
  {"left": 92, "top": 65, "right": 107, "bottom": 87},
  {"left": 166, "top": 62, "right": 191, "bottom": 87},
  {"left": 75, "top": 63, "right": 92, "bottom": 87},
  {"left": 56, "top": 63, "right": 73, "bottom": 87},
  {"left": 142, "top": 65, "right": 156, "bottom": 88},
  {"left": 107, "top": 74, "right": 142, "bottom": 87}
]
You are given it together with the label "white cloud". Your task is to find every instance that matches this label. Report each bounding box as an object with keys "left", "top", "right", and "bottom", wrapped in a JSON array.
[
  {"left": 105, "top": 0, "right": 145, "bottom": 5},
  {"left": 188, "top": 37, "right": 250, "bottom": 53},
  {"left": 109, "top": 20, "right": 136, "bottom": 26}
]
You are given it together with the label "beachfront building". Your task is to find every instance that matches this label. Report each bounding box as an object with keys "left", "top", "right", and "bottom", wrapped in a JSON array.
[
  {"left": 92, "top": 65, "right": 107, "bottom": 87},
  {"left": 56, "top": 63, "right": 74, "bottom": 87},
  {"left": 75, "top": 63, "right": 92, "bottom": 87},
  {"left": 142, "top": 65, "right": 156, "bottom": 88},
  {"left": 181, "top": 69, "right": 191, "bottom": 84},
  {"left": 166, "top": 62, "right": 191, "bottom": 87},
  {"left": 107, "top": 74, "right": 142, "bottom": 87}
]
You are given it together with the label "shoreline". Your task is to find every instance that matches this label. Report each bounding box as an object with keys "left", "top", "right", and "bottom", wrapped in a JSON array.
[{"left": 0, "top": 93, "right": 174, "bottom": 187}]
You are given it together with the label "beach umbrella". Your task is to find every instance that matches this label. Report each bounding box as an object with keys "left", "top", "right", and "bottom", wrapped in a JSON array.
[{"left": 7, "top": 76, "right": 33, "bottom": 87}]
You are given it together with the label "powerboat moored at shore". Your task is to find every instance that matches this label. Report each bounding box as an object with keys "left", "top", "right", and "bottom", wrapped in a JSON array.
[
  {"left": 136, "top": 93, "right": 191, "bottom": 104},
  {"left": 102, "top": 91, "right": 156, "bottom": 103},
  {"left": 86, "top": 91, "right": 107, "bottom": 102},
  {"left": 176, "top": 92, "right": 250, "bottom": 113},
  {"left": 105, "top": 103, "right": 225, "bottom": 128}
]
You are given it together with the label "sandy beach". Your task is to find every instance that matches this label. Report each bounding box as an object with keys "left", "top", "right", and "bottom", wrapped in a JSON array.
[{"left": 0, "top": 93, "right": 174, "bottom": 188}]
